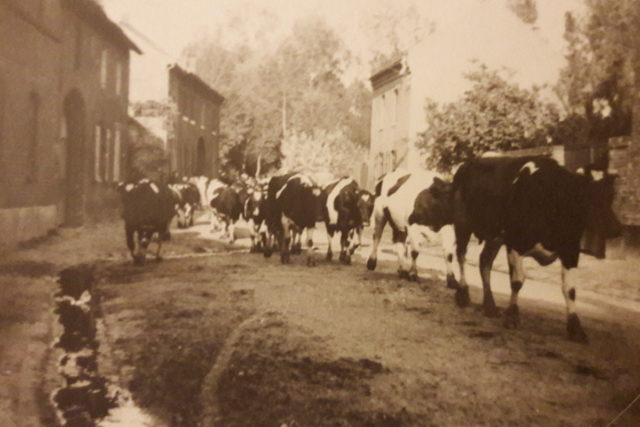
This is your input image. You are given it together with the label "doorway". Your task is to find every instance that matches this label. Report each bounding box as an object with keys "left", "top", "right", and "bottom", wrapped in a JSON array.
[{"left": 63, "top": 90, "right": 86, "bottom": 226}]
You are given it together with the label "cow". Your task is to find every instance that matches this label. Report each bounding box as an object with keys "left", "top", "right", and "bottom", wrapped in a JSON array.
[
  {"left": 119, "top": 179, "right": 179, "bottom": 265},
  {"left": 321, "top": 177, "right": 375, "bottom": 264},
  {"left": 264, "top": 172, "right": 323, "bottom": 265},
  {"left": 451, "top": 156, "right": 621, "bottom": 343},
  {"left": 209, "top": 186, "right": 243, "bottom": 243},
  {"left": 189, "top": 176, "right": 230, "bottom": 232},
  {"left": 243, "top": 181, "right": 269, "bottom": 253},
  {"left": 366, "top": 169, "right": 457, "bottom": 285},
  {"left": 169, "top": 182, "right": 200, "bottom": 228}
]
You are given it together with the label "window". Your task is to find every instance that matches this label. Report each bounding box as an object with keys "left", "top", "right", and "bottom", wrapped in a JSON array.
[
  {"left": 104, "top": 127, "right": 111, "bottom": 181},
  {"left": 113, "top": 124, "right": 121, "bottom": 181},
  {"left": 115, "top": 61, "right": 123, "bottom": 95},
  {"left": 379, "top": 95, "right": 385, "bottom": 131},
  {"left": 200, "top": 102, "right": 206, "bottom": 128},
  {"left": 94, "top": 125, "right": 102, "bottom": 182},
  {"left": 26, "top": 92, "right": 40, "bottom": 183},
  {"left": 100, "top": 49, "right": 108, "bottom": 89},
  {"left": 393, "top": 88, "right": 399, "bottom": 125},
  {"left": 74, "top": 22, "right": 83, "bottom": 69}
]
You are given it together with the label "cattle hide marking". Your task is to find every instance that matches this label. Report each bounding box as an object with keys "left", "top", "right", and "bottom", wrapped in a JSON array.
[
  {"left": 513, "top": 161, "right": 539, "bottom": 183},
  {"left": 150, "top": 183, "right": 160, "bottom": 194},
  {"left": 327, "top": 178, "right": 355, "bottom": 225},
  {"left": 387, "top": 174, "right": 411, "bottom": 196}
]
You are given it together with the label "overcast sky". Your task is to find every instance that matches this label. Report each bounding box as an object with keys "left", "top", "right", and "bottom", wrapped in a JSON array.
[{"left": 102, "top": 0, "right": 585, "bottom": 82}]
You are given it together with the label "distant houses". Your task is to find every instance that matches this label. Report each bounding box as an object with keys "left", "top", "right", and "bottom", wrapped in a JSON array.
[
  {"left": 0, "top": 0, "right": 140, "bottom": 243},
  {"left": 367, "top": 0, "right": 566, "bottom": 190},
  {"left": 121, "top": 22, "right": 224, "bottom": 180},
  {"left": 0, "top": 0, "right": 225, "bottom": 245}
]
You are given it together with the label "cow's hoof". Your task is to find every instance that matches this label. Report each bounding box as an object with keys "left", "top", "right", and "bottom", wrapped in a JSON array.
[
  {"left": 366, "top": 258, "right": 377, "bottom": 271},
  {"left": 446, "top": 274, "right": 458, "bottom": 289},
  {"left": 408, "top": 271, "right": 419, "bottom": 282},
  {"left": 133, "top": 257, "right": 145, "bottom": 266},
  {"left": 567, "top": 314, "right": 589, "bottom": 344},
  {"left": 250, "top": 246, "right": 259, "bottom": 254},
  {"left": 344, "top": 255, "right": 352, "bottom": 266},
  {"left": 307, "top": 257, "right": 316, "bottom": 267},
  {"left": 483, "top": 301, "right": 500, "bottom": 318},
  {"left": 503, "top": 305, "right": 520, "bottom": 329},
  {"left": 326, "top": 252, "right": 333, "bottom": 261},
  {"left": 398, "top": 269, "right": 409, "bottom": 279},
  {"left": 455, "top": 286, "right": 470, "bottom": 307},
  {"left": 292, "top": 244, "right": 302, "bottom": 255},
  {"left": 264, "top": 249, "right": 272, "bottom": 258}
]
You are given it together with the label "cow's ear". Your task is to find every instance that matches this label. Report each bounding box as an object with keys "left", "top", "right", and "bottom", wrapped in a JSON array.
[{"left": 431, "top": 177, "right": 451, "bottom": 197}]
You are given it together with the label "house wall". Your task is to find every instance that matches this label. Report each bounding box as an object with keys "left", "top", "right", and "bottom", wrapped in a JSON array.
[
  {"left": 0, "top": 1, "right": 64, "bottom": 244},
  {"left": 0, "top": 0, "right": 134, "bottom": 245},
  {"left": 168, "top": 70, "right": 221, "bottom": 179},
  {"left": 58, "top": 4, "right": 131, "bottom": 223}
]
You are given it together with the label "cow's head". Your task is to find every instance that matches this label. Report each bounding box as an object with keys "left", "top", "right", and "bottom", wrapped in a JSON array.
[
  {"left": 357, "top": 190, "right": 375, "bottom": 227},
  {"left": 408, "top": 177, "right": 453, "bottom": 231},
  {"left": 580, "top": 168, "right": 622, "bottom": 239}
]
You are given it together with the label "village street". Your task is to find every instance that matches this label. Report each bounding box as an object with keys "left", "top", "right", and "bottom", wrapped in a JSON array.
[{"left": 1, "top": 214, "right": 639, "bottom": 426}]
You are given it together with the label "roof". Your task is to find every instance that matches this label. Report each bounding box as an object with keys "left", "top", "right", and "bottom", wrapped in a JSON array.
[
  {"left": 168, "top": 64, "right": 225, "bottom": 103},
  {"left": 369, "top": 56, "right": 409, "bottom": 90},
  {"left": 63, "top": 0, "right": 142, "bottom": 54}
]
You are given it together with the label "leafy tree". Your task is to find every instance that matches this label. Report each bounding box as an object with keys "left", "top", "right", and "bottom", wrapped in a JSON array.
[
  {"left": 183, "top": 15, "right": 370, "bottom": 179},
  {"left": 555, "top": 1, "right": 639, "bottom": 140},
  {"left": 416, "top": 64, "right": 559, "bottom": 172}
]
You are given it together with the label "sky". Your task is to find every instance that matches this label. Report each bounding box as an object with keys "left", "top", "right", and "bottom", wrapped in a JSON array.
[{"left": 102, "top": 0, "right": 586, "bottom": 84}]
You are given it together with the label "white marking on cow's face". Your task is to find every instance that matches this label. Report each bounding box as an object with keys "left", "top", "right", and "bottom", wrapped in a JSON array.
[
  {"left": 591, "top": 170, "right": 604, "bottom": 182},
  {"left": 361, "top": 194, "right": 370, "bottom": 202},
  {"left": 125, "top": 183, "right": 134, "bottom": 192},
  {"left": 312, "top": 188, "right": 321, "bottom": 196},
  {"left": 139, "top": 178, "right": 149, "bottom": 184},
  {"left": 150, "top": 183, "right": 159, "bottom": 194}
]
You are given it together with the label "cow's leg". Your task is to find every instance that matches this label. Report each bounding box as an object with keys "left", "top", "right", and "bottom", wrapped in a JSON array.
[
  {"left": 366, "top": 208, "right": 387, "bottom": 271},
  {"left": 504, "top": 247, "right": 525, "bottom": 328},
  {"left": 406, "top": 224, "right": 422, "bottom": 282},
  {"left": 280, "top": 216, "right": 291, "bottom": 264},
  {"left": 339, "top": 227, "right": 350, "bottom": 264},
  {"left": 228, "top": 221, "right": 236, "bottom": 244},
  {"left": 345, "top": 228, "right": 361, "bottom": 265},
  {"left": 393, "top": 227, "right": 409, "bottom": 279},
  {"left": 125, "top": 225, "right": 136, "bottom": 262},
  {"left": 326, "top": 225, "right": 335, "bottom": 261},
  {"left": 454, "top": 226, "right": 472, "bottom": 306},
  {"left": 306, "top": 226, "right": 318, "bottom": 266},
  {"left": 262, "top": 224, "right": 273, "bottom": 258},
  {"left": 154, "top": 233, "right": 163, "bottom": 262},
  {"left": 293, "top": 230, "right": 302, "bottom": 254},
  {"left": 479, "top": 237, "right": 502, "bottom": 317},
  {"left": 440, "top": 225, "right": 458, "bottom": 289},
  {"left": 561, "top": 266, "right": 588, "bottom": 343},
  {"left": 138, "top": 230, "right": 152, "bottom": 265}
]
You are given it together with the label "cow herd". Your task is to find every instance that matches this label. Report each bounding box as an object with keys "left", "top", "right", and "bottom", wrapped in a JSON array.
[{"left": 118, "top": 155, "right": 621, "bottom": 343}]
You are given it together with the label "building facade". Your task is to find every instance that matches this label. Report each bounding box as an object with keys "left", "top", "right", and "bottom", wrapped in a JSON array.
[
  {"left": 366, "top": 0, "right": 567, "bottom": 190},
  {"left": 0, "top": 0, "right": 139, "bottom": 244},
  {"left": 168, "top": 64, "right": 224, "bottom": 178},
  {"left": 120, "top": 22, "right": 224, "bottom": 180}
]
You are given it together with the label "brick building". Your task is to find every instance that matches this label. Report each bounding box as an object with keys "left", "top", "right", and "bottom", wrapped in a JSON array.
[
  {"left": 168, "top": 64, "right": 224, "bottom": 178},
  {"left": 0, "top": 0, "right": 140, "bottom": 244},
  {"left": 120, "top": 23, "right": 224, "bottom": 180}
]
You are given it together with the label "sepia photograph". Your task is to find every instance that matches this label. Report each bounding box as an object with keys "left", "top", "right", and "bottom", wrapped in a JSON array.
[{"left": 0, "top": 0, "right": 639, "bottom": 425}]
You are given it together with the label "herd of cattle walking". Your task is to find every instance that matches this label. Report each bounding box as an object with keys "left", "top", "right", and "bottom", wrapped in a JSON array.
[{"left": 118, "top": 155, "right": 621, "bottom": 344}]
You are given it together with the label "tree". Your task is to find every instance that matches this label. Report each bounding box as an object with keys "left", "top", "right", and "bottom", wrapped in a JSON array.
[
  {"left": 416, "top": 64, "right": 559, "bottom": 172},
  {"left": 555, "top": 1, "right": 639, "bottom": 140},
  {"left": 183, "top": 15, "right": 370, "bottom": 179}
]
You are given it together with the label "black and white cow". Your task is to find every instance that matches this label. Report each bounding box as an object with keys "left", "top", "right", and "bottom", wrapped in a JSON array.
[
  {"left": 243, "top": 181, "right": 269, "bottom": 253},
  {"left": 119, "top": 179, "right": 179, "bottom": 265},
  {"left": 366, "top": 169, "right": 457, "bottom": 284},
  {"left": 264, "top": 172, "right": 323, "bottom": 265},
  {"left": 170, "top": 182, "right": 200, "bottom": 228},
  {"left": 209, "top": 186, "right": 243, "bottom": 243},
  {"left": 322, "top": 177, "right": 374, "bottom": 264},
  {"left": 451, "top": 156, "right": 621, "bottom": 343}
]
